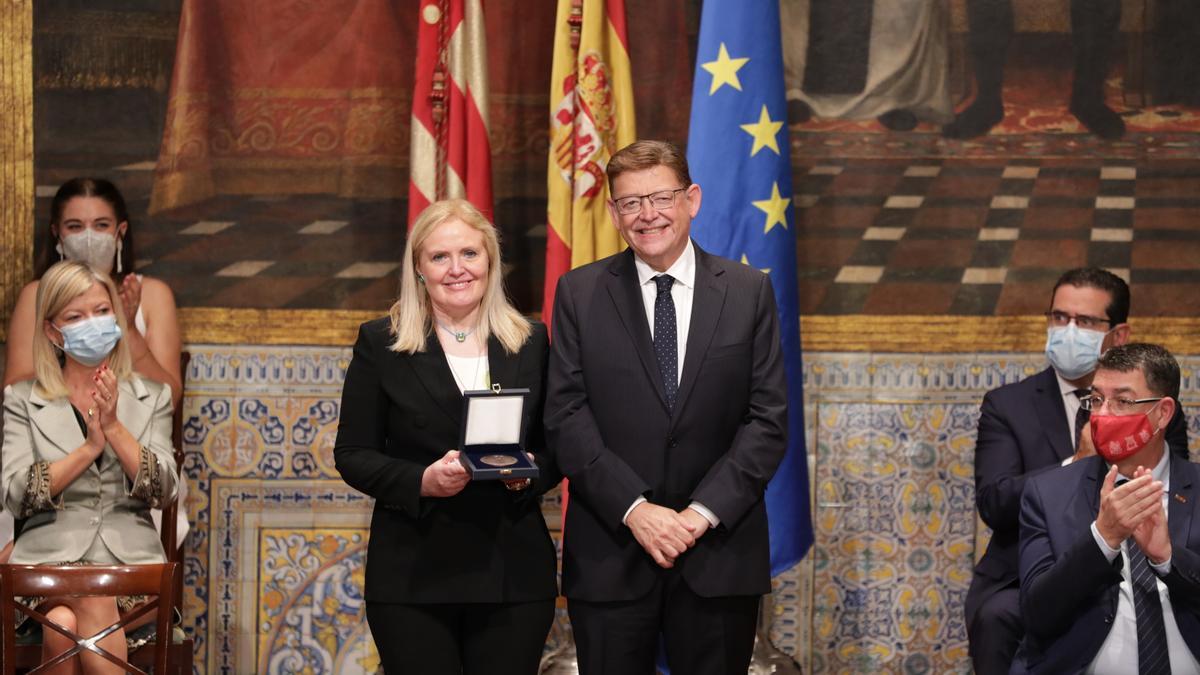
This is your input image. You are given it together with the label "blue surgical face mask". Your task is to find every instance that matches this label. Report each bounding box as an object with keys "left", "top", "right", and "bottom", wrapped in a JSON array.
[
  {"left": 1045, "top": 322, "right": 1106, "bottom": 380},
  {"left": 55, "top": 314, "right": 122, "bottom": 367}
]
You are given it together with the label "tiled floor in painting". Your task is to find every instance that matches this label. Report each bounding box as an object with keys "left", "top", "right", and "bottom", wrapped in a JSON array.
[
  {"left": 33, "top": 154, "right": 1200, "bottom": 315},
  {"left": 794, "top": 158, "right": 1200, "bottom": 316}
]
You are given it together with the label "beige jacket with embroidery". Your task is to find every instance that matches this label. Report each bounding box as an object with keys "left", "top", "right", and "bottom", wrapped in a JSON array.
[{"left": 1, "top": 376, "right": 177, "bottom": 565}]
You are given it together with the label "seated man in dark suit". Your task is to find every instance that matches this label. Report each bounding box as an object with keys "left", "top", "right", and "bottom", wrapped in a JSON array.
[
  {"left": 1014, "top": 343, "right": 1200, "bottom": 673},
  {"left": 966, "top": 268, "right": 1190, "bottom": 675}
]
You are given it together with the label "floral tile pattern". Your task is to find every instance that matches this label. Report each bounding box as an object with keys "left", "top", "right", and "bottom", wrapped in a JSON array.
[{"left": 178, "top": 346, "right": 1199, "bottom": 674}]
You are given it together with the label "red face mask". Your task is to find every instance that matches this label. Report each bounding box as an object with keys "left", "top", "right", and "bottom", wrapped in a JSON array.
[{"left": 1090, "top": 402, "right": 1161, "bottom": 463}]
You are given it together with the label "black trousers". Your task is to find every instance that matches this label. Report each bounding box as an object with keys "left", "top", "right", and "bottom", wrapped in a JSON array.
[
  {"left": 568, "top": 571, "right": 759, "bottom": 675},
  {"left": 366, "top": 599, "right": 555, "bottom": 675},
  {"left": 967, "top": 583, "right": 1021, "bottom": 675},
  {"left": 964, "top": 0, "right": 1121, "bottom": 104}
]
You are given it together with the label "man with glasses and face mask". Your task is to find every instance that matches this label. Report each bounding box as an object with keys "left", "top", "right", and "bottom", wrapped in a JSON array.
[
  {"left": 966, "top": 268, "right": 1190, "bottom": 675},
  {"left": 1012, "top": 343, "right": 1200, "bottom": 673}
]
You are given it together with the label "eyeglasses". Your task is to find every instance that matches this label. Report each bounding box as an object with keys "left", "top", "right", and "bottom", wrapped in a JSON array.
[
  {"left": 1044, "top": 310, "right": 1111, "bottom": 332},
  {"left": 1079, "top": 393, "right": 1163, "bottom": 414},
  {"left": 612, "top": 188, "right": 687, "bottom": 215}
]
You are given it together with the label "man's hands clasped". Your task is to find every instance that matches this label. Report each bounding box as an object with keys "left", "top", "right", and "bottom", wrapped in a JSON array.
[{"left": 627, "top": 502, "right": 710, "bottom": 569}]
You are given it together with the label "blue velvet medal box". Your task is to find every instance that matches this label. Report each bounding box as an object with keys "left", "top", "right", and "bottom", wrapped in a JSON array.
[{"left": 457, "top": 386, "right": 539, "bottom": 480}]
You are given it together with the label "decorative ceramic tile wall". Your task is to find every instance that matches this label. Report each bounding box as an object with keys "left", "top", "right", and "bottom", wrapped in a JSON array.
[{"left": 179, "top": 346, "right": 1198, "bottom": 674}]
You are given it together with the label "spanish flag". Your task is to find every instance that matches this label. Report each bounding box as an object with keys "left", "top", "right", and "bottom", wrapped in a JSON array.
[
  {"left": 543, "top": 0, "right": 636, "bottom": 322},
  {"left": 409, "top": 0, "right": 494, "bottom": 226}
]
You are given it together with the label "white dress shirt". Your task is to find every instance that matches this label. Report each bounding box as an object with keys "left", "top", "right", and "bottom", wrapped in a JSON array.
[
  {"left": 1057, "top": 372, "right": 1086, "bottom": 450},
  {"left": 1087, "top": 451, "right": 1200, "bottom": 674},
  {"left": 1058, "top": 373, "right": 1091, "bottom": 468},
  {"left": 621, "top": 241, "right": 718, "bottom": 529}
]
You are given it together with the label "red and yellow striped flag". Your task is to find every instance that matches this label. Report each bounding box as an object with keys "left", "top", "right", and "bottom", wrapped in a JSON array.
[
  {"left": 409, "top": 0, "right": 493, "bottom": 226},
  {"left": 543, "top": 0, "right": 637, "bottom": 320}
]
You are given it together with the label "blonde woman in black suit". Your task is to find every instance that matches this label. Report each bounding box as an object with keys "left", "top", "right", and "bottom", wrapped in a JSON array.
[
  {"left": 334, "top": 199, "right": 559, "bottom": 675},
  {"left": 2, "top": 260, "right": 177, "bottom": 674}
]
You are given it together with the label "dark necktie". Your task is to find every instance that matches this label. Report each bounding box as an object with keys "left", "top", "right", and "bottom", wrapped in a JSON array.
[
  {"left": 652, "top": 275, "right": 678, "bottom": 410},
  {"left": 1117, "top": 479, "right": 1172, "bottom": 675},
  {"left": 1074, "top": 389, "right": 1091, "bottom": 450}
]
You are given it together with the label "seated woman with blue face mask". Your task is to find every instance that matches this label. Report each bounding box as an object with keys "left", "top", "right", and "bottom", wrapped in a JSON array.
[
  {"left": 0, "top": 178, "right": 188, "bottom": 564},
  {"left": 1, "top": 261, "right": 178, "bottom": 673}
]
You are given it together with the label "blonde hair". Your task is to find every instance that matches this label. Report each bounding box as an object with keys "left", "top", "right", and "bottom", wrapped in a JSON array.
[
  {"left": 33, "top": 261, "right": 133, "bottom": 398},
  {"left": 389, "top": 199, "right": 531, "bottom": 354}
]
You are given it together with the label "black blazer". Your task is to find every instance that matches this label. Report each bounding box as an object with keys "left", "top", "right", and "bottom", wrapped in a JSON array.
[
  {"left": 966, "top": 366, "right": 1189, "bottom": 626},
  {"left": 545, "top": 245, "right": 788, "bottom": 602},
  {"left": 1013, "top": 452, "right": 1200, "bottom": 673},
  {"left": 334, "top": 317, "right": 559, "bottom": 604}
]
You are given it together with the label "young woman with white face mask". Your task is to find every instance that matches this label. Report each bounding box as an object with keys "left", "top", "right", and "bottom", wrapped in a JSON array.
[
  {"left": 5, "top": 178, "right": 181, "bottom": 406},
  {"left": 1, "top": 178, "right": 187, "bottom": 563}
]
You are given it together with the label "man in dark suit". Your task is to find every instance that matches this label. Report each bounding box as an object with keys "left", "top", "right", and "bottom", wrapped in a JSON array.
[
  {"left": 944, "top": 0, "right": 1124, "bottom": 139},
  {"left": 544, "top": 140, "right": 788, "bottom": 675},
  {"left": 1014, "top": 343, "right": 1200, "bottom": 673},
  {"left": 967, "top": 268, "right": 1190, "bottom": 675}
]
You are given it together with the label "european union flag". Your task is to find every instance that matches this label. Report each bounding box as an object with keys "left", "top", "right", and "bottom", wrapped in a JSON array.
[{"left": 687, "top": 0, "right": 813, "bottom": 575}]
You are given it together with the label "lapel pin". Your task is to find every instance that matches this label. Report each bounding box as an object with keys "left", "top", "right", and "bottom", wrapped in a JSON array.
[{"left": 1174, "top": 493, "right": 1188, "bottom": 504}]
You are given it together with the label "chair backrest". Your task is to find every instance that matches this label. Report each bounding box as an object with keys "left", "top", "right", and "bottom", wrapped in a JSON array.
[
  {"left": 0, "top": 562, "right": 178, "bottom": 675},
  {"left": 158, "top": 350, "right": 191, "bottom": 561}
]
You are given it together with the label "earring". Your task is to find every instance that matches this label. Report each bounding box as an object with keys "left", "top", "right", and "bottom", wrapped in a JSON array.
[
  {"left": 417, "top": 273, "right": 425, "bottom": 284},
  {"left": 115, "top": 238, "right": 123, "bottom": 274}
]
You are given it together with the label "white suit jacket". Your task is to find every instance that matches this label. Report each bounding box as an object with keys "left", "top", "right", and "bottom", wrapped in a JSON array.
[{"left": 1, "top": 376, "right": 177, "bottom": 564}]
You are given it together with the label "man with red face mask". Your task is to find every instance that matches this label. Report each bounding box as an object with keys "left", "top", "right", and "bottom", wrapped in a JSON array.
[
  {"left": 966, "top": 268, "right": 1191, "bottom": 675},
  {"left": 1012, "top": 343, "right": 1200, "bottom": 673}
]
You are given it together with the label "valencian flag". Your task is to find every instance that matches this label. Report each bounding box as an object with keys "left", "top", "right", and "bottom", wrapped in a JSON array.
[
  {"left": 543, "top": 0, "right": 636, "bottom": 322},
  {"left": 409, "top": 0, "right": 493, "bottom": 226},
  {"left": 687, "top": 0, "right": 813, "bottom": 574}
]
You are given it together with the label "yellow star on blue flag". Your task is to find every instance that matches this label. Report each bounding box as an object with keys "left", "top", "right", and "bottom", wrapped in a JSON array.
[
  {"left": 701, "top": 43, "right": 750, "bottom": 94},
  {"left": 740, "top": 105, "right": 783, "bottom": 156},
  {"left": 752, "top": 182, "right": 790, "bottom": 234},
  {"left": 687, "top": 0, "right": 812, "bottom": 574}
]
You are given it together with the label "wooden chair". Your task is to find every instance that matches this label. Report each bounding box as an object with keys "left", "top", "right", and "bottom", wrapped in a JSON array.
[
  {"left": 159, "top": 352, "right": 191, "bottom": 614},
  {"left": 0, "top": 563, "right": 178, "bottom": 675},
  {"left": 140, "top": 349, "right": 193, "bottom": 673}
]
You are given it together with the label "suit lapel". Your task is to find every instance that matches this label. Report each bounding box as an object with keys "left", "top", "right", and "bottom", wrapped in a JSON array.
[
  {"left": 672, "top": 247, "right": 725, "bottom": 423},
  {"left": 29, "top": 387, "right": 85, "bottom": 462},
  {"left": 1033, "top": 368, "right": 1074, "bottom": 461},
  {"left": 404, "top": 332, "right": 465, "bottom": 426},
  {"left": 28, "top": 379, "right": 155, "bottom": 471},
  {"left": 487, "top": 334, "right": 519, "bottom": 392},
  {"left": 116, "top": 377, "right": 156, "bottom": 444},
  {"left": 1085, "top": 456, "right": 1105, "bottom": 520},
  {"left": 1169, "top": 453, "right": 1194, "bottom": 544},
  {"left": 604, "top": 251, "right": 669, "bottom": 410}
]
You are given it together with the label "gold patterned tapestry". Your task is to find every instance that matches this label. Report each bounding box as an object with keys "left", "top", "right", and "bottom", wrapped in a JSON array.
[{"left": 149, "top": 0, "right": 418, "bottom": 213}]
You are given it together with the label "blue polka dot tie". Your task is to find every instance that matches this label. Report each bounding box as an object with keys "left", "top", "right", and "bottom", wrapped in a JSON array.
[{"left": 653, "top": 274, "right": 678, "bottom": 410}]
